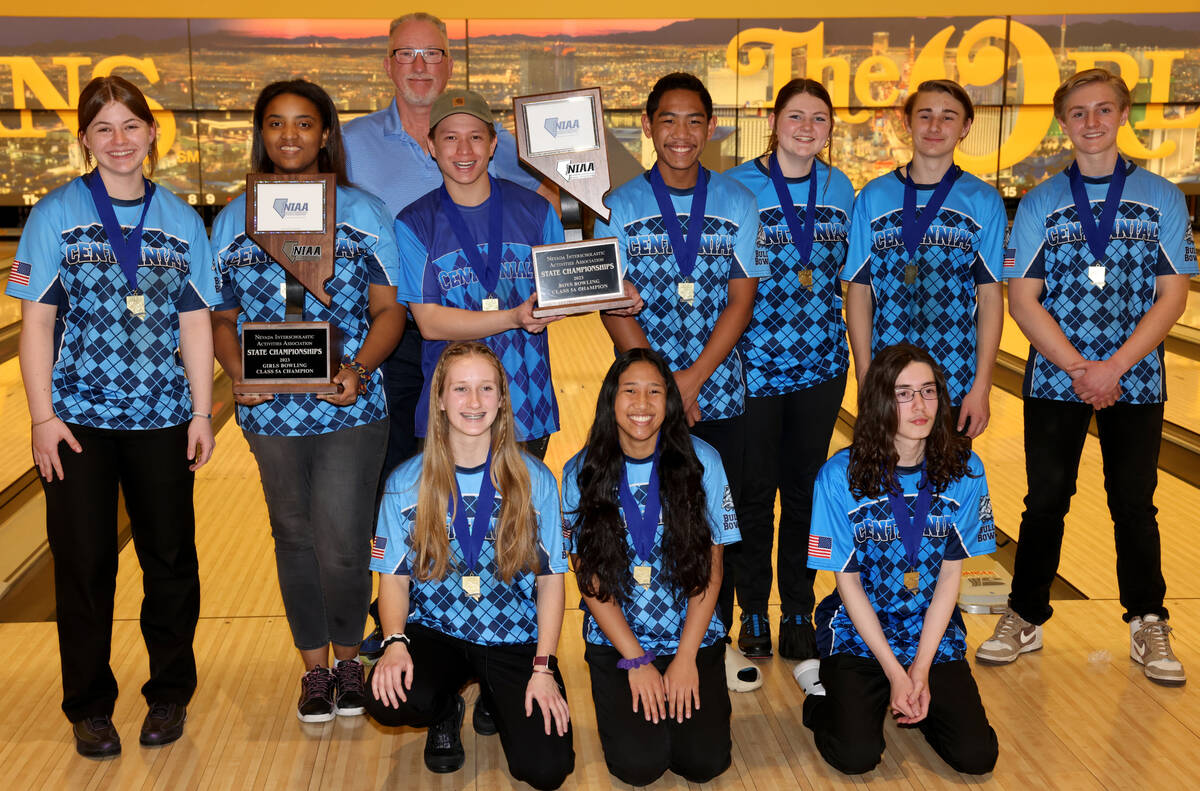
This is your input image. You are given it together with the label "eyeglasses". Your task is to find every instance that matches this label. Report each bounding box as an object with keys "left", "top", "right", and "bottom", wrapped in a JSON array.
[
  {"left": 894, "top": 385, "right": 939, "bottom": 403},
  {"left": 390, "top": 47, "right": 447, "bottom": 64}
]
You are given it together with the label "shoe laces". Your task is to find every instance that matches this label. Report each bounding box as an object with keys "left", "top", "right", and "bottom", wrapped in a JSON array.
[
  {"left": 302, "top": 667, "right": 334, "bottom": 698},
  {"left": 334, "top": 661, "right": 365, "bottom": 694},
  {"left": 783, "top": 613, "right": 812, "bottom": 627},
  {"left": 147, "top": 702, "right": 173, "bottom": 720},
  {"left": 992, "top": 610, "right": 1026, "bottom": 639},
  {"left": 430, "top": 705, "right": 460, "bottom": 750},
  {"left": 744, "top": 612, "right": 767, "bottom": 637},
  {"left": 1140, "top": 620, "right": 1176, "bottom": 658}
]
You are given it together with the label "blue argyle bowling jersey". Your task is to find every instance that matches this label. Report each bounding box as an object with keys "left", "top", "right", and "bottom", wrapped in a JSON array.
[
  {"left": 211, "top": 185, "right": 398, "bottom": 436},
  {"left": 594, "top": 170, "right": 764, "bottom": 420},
  {"left": 1008, "top": 161, "right": 1198, "bottom": 404},
  {"left": 725, "top": 159, "right": 854, "bottom": 395},
  {"left": 843, "top": 169, "right": 1006, "bottom": 404},
  {"left": 394, "top": 181, "right": 563, "bottom": 442},
  {"left": 371, "top": 453, "right": 568, "bottom": 646},
  {"left": 807, "top": 450, "right": 996, "bottom": 665},
  {"left": 561, "top": 437, "right": 741, "bottom": 654},
  {"left": 8, "top": 177, "right": 217, "bottom": 429}
]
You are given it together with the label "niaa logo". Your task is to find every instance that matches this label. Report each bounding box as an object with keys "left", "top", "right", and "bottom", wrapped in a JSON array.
[
  {"left": 543, "top": 116, "right": 580, "bottom": 138},
  {"left": 273, "top": 197, "right": 310, "bottom": 219}
]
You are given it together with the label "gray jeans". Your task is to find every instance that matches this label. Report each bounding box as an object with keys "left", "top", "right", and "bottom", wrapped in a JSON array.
[{"left": 246, "top": 419, "right": 388, "bottom": 650}]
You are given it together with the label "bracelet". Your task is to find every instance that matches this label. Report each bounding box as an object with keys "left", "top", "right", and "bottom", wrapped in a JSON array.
[
  {"left": 531, "top": 667, "right": 555, "bottom": 676},
  {"left": 31, "top": 415, "right": 58, "bottom": 427},
  {"left": 616, "top": 650, "right": 656, "bottom": 671},
  {"left": 340, "top": 358, "right": 370, "bottom": 395},
  {"left": 380, "top": 633, "right": 410, "bottom": 651},
  {"left": 191, "top": 412, "right": 212, "bottom": 419},
  {"left": 532, "top": 654, "right": 558, "bottom": 673}
]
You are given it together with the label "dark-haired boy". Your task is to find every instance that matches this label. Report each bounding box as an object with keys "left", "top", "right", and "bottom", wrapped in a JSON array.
[{"left": 596, "top": 72, "right": 764, "bottom": 692}]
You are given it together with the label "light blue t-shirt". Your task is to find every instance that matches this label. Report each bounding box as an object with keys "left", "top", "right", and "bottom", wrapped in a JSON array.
[
  {"left": 211, "top": 185, "right": 399, "bottom": 436},
  {"left": 343, "top": 99, "right": 543, "bottom": 219},
  {"left": 8, "top": 175, "right": 217, "bottom": 429},
  {"left": 371, "top": 452, "right": 568, "bottom": 646},
  {"left": 562, "top": 436, "right": 741, "bottom": 654},
  {"left": 843, "top": 168, "right": 1006, "bottom": 405},
  {"left": 725, "top": 158, "right": 854, "bottom": 395},
  {"left": 595, "top": 169, "right": 764, "bottom": 420},
  {"left": 808, "top": 450, "right": 996, "bottom": 665},
  {"left": 1008, "top": 161, "right": 1197, "bottom": 404}
]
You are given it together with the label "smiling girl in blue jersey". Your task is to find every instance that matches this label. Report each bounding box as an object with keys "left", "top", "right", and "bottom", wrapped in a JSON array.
[
  {"left": 562, "top": 347, "right": 739, "bottom": 786},
  {"left": 365, "top": 342, "right": 573, "bottom": 789},
  {"left": 9, "top": 76, "right": 217, "bottom": 758},
  {"left": 794, "top": 342, "right": 998, "bottom": 775},
  {"left": 210, "top": 79, "right": 406, "bottom": 724},
  {"left": 843, "top": 80, "right": 1005, "bottom": 439},
  {"left": 725, "top": 79, "right": 855, "bottom": 662}
]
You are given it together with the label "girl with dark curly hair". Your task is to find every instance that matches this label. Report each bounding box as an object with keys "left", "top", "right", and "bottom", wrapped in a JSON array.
[
  {"left": 794, "top": 343, "right": 999, "bottom": 776},
  {"left": 562, "top": 348, "right": 740, "bottom": 786}
]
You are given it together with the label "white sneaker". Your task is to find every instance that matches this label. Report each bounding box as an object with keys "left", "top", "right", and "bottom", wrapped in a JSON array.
[
  {"left": 725, "top": 648, "right": 763, "bottom": 693},
  {"left": 975, "top": 608, "right": 1042, "bottom": 665},
  {"left": 1130, "top": 615, "right": 1186, "bottom": 686},
  {"left": 792, "top": 659, "right": 825, "bottom": 697}
]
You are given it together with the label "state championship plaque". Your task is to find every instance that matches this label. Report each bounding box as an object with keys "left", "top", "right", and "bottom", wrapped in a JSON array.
[
  {"left": 531, "top": 237, "right": 633, "bottom": 318},
  {"left": 513, "top": 87, "right": 612, "bottom": 224},
  {"left": 240, "top": 173, "right": 340, "bottom": 394}
]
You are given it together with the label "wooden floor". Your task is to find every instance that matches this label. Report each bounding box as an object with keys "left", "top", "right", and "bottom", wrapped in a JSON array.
[{"left": 1, "top": 313, "right": 1199, "bottom": 790}]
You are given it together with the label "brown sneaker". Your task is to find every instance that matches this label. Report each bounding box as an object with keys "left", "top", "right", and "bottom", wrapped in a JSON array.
[
  {"left": 1131, "top": 615, "right": 1186, "bottom": 686},
  {"left": 975, "top": 608, "right": 1042, "bottom": 665}
]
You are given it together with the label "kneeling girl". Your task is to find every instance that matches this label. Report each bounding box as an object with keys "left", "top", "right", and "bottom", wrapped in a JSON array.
[
  {"left": 563, "top": 348, "right": 740, "bottom": 786},
  {"left": 366, "top": 342, "right": 573, "bottom": 791}
]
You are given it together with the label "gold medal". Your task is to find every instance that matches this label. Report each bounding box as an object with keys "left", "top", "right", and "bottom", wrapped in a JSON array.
[
  {"left": 1087, "top": 265, "right": 1106, "bottom": 289},
  {"left": 462, "top": 574, "right": 482, "bottom": 599},
  {"left": 904, "top": 263, "right": 918, "bottom": 285},
  {"left": 798, "top": 269, "right": 814, "bottom": 290},
  {"left": 633, "top": 565, "right": 652, "bottom": 588},
  {"left": 903, "top": 570, "right": 920, "bottom": 592},
  {"left": 481, "top": 296, "right": 499, "bottom": 312},
  {"left": 677, "top": 281, "right": 694, "bottom": 305},
  {"left": 126, "top": 293, "right": 146, "bottom": 319}
]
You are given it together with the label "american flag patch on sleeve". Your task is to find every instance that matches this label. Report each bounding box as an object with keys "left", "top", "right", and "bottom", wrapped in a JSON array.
[
  {"left": 9, "top": 260, "right": 31, "bottom": 287},
  {"left": 1002, "top": 248, "right": 1015, "bottom": 269},
  {"left": 371, "top": 536, "right": 387, "bottom": 560},
  {"left": 808, "top": 534, "right": 832, "bottom": 559}
]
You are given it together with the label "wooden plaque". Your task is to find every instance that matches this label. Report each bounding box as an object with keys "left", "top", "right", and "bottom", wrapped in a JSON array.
[
  {"left": 234, "top": 321, "right": 342, "bottom": 395},
  {"left": 246, "top": 173, "right": 336, "bottom": 306},
  {"left": 513, "top": 88, "right": 612, "bottom": 222},
  {"left": 531, "top": 237, "right": 633, "bottom": 318}
]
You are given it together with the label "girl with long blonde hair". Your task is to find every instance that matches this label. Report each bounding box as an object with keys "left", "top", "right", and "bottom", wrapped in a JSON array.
[{"left": 365, "top": 342, "right": 574, "bottom": 789}]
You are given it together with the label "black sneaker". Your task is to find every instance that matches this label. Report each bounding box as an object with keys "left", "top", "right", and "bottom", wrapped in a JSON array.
[
  {"left": 738, "top": 611, "right": 772, "bottom": 658},
  {"left": 296, "top": 666, "right": 335, "bottom": 723},
  {"left": 140, "top": 702, "right": 186, "bottom": 746},
  {"left": 424, "top": 695, "right": 466, "bottom": 773},
  {"left": 472, "top": 693, "right": 497, "bottom": 736},
  {"left": 73, "top": 715, "right": 121, "bottom": 759},
  {"left": 333, "top": 659, "right": 367, "bottom": 716},
  {"left": 778, "top": 613, "right": 817, "bottom": 660}
]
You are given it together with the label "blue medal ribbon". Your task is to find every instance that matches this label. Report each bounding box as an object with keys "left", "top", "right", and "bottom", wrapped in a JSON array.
[
  {"left": 648, "top": 164, "right": 708, "bottom": 281},
  {"left": 86, "top": 170, "right": 156, "bottom": 295},
  {"left": 767, "top": 154, "right": 818, "bottom": 268},
  {"left": 440, "top": 176, "right": 503, "bottom": 298},
  {"left": 901, "top": 164, "right": 958, "bottom": 261},
  {"left": 617, "top": 445, "right": 662, "bottom": 563},
  {"left": 885, "top": 466, "right": 932, "bottom": 570},
  {"left": 450, "top": 451, "right": 498, "bottom": 573},
  {"left": 1066, "top": 158, "right": 1126, "bottom": 265}
]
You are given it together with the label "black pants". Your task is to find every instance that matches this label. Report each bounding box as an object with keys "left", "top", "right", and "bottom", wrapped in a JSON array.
[
  {"left": 689, "top": 414, "right": 744, "bottom": 633},
  {"left": 739, "top": 374, "right": 846, "bottom": 616},
  {"left": 584, "top": 642, "right": 731, "bottom": 786},
  {"left": 44, "top": 423, "right": 199, "bottom": 722},
  {"left": 364, "top": 623, "right": 574, "bottom": 790},
  {"left": 1010, "top": 398, "right": 1167, "bottom": 625},
  {"left": 378, "top": 318, "right": 423, "bottom": 495},
  {"left": 803, "top": 654, "right": 997, "bottom": 775}
]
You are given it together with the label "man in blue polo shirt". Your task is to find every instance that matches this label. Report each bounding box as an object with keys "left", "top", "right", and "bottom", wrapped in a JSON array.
[
  {"left": 595, "top": 72, "right": 763, "bottom": 691},
  {"left": 343, "top": 11, "right": 552, "bottom": 477},
  {"left": 976, "top": 68, "right": 1196, "bottom": 686}
]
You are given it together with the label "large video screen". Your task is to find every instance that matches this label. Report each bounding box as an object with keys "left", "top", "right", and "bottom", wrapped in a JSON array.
[{"left": 1, "top": 14, "right": 1197, "bottom": 207}]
